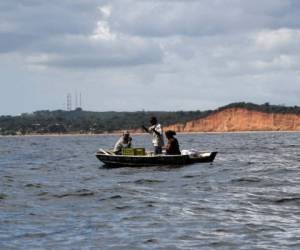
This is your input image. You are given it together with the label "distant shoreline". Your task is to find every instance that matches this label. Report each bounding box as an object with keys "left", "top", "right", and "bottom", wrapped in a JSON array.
[
  {"left": 2, "top": 103, "right": 300, "bottom": 137},
  {"left": 1, "top": 130, "right": 300, "bottom": 137}
]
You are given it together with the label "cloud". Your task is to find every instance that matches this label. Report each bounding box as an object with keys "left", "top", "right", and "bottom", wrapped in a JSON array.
[
  {"left": 106, "top": 0, "right": 293, "bottom": 37},
  {"left": 252, "top": 55, "right": 298, "bottom": 71},
  {"left": 254, "top": 28, "right": 300, "bottom": 50},
  {"left": 1, "top": 0, "right": 300, "bottom": 70},
  {"left": 0, "top": 0, "right": 165, "bottom": 68},
  {"left": 0, "top": 33, "right": 34, "bottom": 53}
]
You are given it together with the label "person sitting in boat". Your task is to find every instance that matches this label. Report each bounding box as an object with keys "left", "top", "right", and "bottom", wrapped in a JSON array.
[
  {"left": 164, "top": 130, "right": 181, "bottom": 155},
  {"left": 113, "top": 130, "right": 132, "bottom": 155},
  {"left": 142, "top": 116, "right": 164, "bottom": 154}
]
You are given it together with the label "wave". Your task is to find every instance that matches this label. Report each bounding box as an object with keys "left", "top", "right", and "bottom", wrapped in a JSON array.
[{"left": 52, "top": 189, "right": 95, "bottom": 198}]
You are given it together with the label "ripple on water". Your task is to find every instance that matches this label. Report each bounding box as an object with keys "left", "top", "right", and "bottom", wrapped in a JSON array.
[
  {"left": 230, "top": 177, "right": 262, "bottom": 183},
  {"left": 134, "top": 179, "right": 165, "bottom": 185},
  {"left": 273, "top": 197, "right": 300, "bottom": 204},
  {"left": 182, "top": 174, "right": 202, "bottom": 179},
  {"left": 52, "top": 189, "right": 95, "bottom": 198},
  {"left": 114, "top": 205, "right": 131, "bottom": 210},
  {"left": 25, "top": 183, "right": 43, "bottom": 188},
  {"left": 99, "top": 195, "right": 123, "bottom": 201},
  {"left": 0, "top": 193, "right": 8, "bottom": 199}
]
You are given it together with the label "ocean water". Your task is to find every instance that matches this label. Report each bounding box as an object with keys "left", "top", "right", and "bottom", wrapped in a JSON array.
[{"left": 0, "top": 132, "right": 300, "bottom": 250}]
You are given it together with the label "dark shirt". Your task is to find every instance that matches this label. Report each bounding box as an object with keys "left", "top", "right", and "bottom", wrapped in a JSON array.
[{"left": 166, "top": 138, "right": 181, "bottom": 155}]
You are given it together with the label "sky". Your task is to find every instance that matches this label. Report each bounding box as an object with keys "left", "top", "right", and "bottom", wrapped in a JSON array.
[{"left": 1, "top": 0, "right": 300, "bottom": 115}]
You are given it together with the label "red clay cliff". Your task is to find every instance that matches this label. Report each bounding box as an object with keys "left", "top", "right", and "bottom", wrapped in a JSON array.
[{"left": 164, "top": 108, "right": 300, "bottom": 132}]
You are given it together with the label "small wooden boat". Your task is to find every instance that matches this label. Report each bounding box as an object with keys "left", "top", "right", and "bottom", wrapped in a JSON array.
[{"left": 95, "top": 149, "right": 217, "bottom": 167}]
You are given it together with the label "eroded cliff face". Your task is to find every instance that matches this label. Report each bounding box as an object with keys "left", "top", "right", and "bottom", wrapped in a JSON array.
[{"left": 164, "top": 108, "right": 300, "bottom": 132}]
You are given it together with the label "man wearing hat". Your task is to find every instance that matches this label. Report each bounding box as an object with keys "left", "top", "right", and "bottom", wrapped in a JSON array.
[{"left": 113, "top": 130, "right": 132, "bottom": 155}]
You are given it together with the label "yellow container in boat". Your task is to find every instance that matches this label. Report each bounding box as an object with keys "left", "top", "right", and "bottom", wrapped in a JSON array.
[
  {"left": 122, "top": 148, "right": 146, "bottom": 155},
  {"left": 122, "top": 148, "right": 135, "bottom": 155},
  {"left": 134, "top": 148, "right": 146, "bottom": 156}
]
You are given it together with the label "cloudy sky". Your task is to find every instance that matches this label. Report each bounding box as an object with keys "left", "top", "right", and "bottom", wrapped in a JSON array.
[{"left": 1, "top": 0, "right": 300, "bottom": 115}]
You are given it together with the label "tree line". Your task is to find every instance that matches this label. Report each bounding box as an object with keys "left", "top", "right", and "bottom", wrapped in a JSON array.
[
  {"left": 0, "top": 108, "right": 211, "bottom": 135},
  {"left": 218, "top": 102, "right": 300, "bottom": 114}
]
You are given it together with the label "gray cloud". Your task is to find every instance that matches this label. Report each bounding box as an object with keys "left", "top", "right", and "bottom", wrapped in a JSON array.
[
  {"left": 0, "top": 1, "right": 99, "bottom": 36},
  {"left": 0, "top": 0, "right": 165, "bottom": 67},
  {"left": 33, "top": 46, "right": 163, "bottom": 69},
  {"left": 1, "top": 0, "right": 300, "bottom": 69},
  {"left": 107, "top": 0, "right": 298, "bottom": 37},
  {"left": 0, "top": 33, "right": 34, "bottom": 53},
  {"left": 0, "top": 0, "right": 101, "bottom": 52}
]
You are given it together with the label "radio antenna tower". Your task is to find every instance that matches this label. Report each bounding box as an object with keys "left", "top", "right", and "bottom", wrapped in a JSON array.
[
  {"left": 79, "top": 92, "right": 82, "bottom": 108},
  {"left": 75, "top": 92, "right": 78, "bottom": 108},
  {"left": 67, "top": 93, "right": 72, "bottom": 111}
]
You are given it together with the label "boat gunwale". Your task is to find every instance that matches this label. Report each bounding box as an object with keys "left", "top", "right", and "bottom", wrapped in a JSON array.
[{"left": 95, "top": 153, "right": 188, "bottom": 158}]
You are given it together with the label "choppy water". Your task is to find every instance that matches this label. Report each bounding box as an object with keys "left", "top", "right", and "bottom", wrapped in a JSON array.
[{"left": 0, "top": 132, "right": 300, "bottom": 250}]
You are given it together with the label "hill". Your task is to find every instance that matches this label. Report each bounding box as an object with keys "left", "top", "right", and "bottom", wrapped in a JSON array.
[{"left": 165, "top": 102, "right": 300, "bottom": 132}]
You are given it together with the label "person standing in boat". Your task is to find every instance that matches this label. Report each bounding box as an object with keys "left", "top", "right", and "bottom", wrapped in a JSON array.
[
  {"left": 165, "top": 130, "right": 181, "bottom": 155},
  {"left": 113, "top": 130, "right": 132, "bottom": 155},
  {"left": 142, "top": 116, "right": 164, "bottom": 154}
]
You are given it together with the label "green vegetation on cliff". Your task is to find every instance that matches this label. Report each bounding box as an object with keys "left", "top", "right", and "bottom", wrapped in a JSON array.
[
  {"left": 218, "top": 102, "right": 300, "bottom": 114},
  {"left": 1, "top": 102, "right": 299, "bottom": 135}
]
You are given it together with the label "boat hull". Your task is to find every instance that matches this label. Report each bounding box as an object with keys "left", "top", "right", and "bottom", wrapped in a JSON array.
[{"left": 96, "top": 151, "right": 217, "bottom": 168}]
